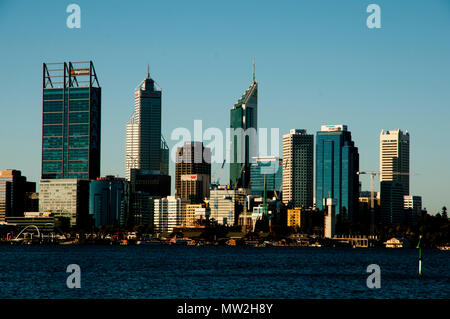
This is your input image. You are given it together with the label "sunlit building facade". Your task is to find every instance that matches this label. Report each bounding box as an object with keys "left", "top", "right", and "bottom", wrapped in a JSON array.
[
  {"left": 316, "top": 125, "right": 359, "bottom": 221},
  {"left": 41, "top": 61, "right": 101, "bottom": 179}
]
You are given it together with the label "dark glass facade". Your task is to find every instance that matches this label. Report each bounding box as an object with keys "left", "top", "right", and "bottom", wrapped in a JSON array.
[
  {"left": 316, "top": 127, "right": 359, "bottom": 221},
  {"left": 380, "top": 181, "right": 405, "bottom": 225},
  {"left": 89, "top": 177, "right": 127, "bottom": 228},
  {"left": 250, "top": 158, "right": 282, "bottom": 197},
  {"left": 42, "top": 62, "right": 101, "bottom": 180},
  {"left": 0, "top": 170, "right": 35, "bottom": 221},
  {"left": 230, "top": 80, "right": 258, "bottom": 188}
]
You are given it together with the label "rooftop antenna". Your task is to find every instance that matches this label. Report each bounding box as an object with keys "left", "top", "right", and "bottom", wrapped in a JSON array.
[
  {"left": 147, "top": 64, "right": 150, "bottom": 79},
  {"left": 252, "top": 58, "right": 255, "bottom": 83}
]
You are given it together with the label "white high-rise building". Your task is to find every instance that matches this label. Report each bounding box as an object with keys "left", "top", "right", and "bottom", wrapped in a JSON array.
[
  {"left": 154, "top": 196, "right": 189, "bottom": 233},
  {"left": 282, "top": 129, "right": 314, "bottom": 208},
  {"left": 125, "top": 68, "right": 163, "bottom": 180},
  {"left": 380, "top": 129, "right": 410, "bottom": 195}
]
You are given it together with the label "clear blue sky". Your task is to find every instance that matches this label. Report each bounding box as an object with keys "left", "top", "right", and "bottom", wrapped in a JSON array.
[{"left": 0, "top": 0, "right": 449, "bottom": 214}]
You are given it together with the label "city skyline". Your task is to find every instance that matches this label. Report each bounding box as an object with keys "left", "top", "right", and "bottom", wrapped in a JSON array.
[{"left": 0, "top": 1, "right": 449, "bottom": 214}]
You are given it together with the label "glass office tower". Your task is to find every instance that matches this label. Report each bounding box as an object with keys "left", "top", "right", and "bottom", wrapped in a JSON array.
[
  {"left": 125, "top": 68, "right": 163, "bottom": 180},
  {"left": 230, "top": 65, "right": 258, "bottom": 188},
  {"left": 250, "top": 157, "right": 282, "bottom": 197},
  {"left": 89, "top": 176, "right": 127, "bottom": 228},
  {"left": 316, "top": 125, "right": 359, "bottom": 221},
  {"left": 41, "top": 61, "right": 101, "bottom": 179}
]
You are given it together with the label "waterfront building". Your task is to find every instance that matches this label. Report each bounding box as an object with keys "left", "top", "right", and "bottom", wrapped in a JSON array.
[
  {"left": 208, "top": 186, "right": 246, "bottom": 225},
  {"left": 0, "top": 170, "right": 35, "bottom": 222},
  {"left": 316, "top": 125, "right": 359, "bottom": 221},
  {"left": 185, "top": 203, "right": 205, "bottom": 227},
  {"left": 42, "top": 61, "right": 101, "bottom": 179},
  {"left": 154, "top": 196, "right": 189, "bottom": 233},
  {"left": 175, "top": 141, "right": 211, "bottom": 203},
  {"left": 250, "top": 156, "right": 282, "bottom": 198},
  {"left": 282, "top": 129, "right": 314, "bottom": 208},
  {"left": 230, "top": 64, "right": 258, "bottom": 188},
  {"left": 380, "top": 129, "right": 410, "bottom": 195},
  {"left": 125, "top": 67, "right": 168, "bottom": 180},
  {"left": 192, "top": 206, "right": 210, "bottom": 225},
  {"left": 6, "top": 212, "right": 55, "bottom": 234},
  {"left": 89, "top": 176, "right": 128, "bottom": 228},
  {"left": 287, "top": 208, "right": 301, "bottom": 228},
  {"left": 39, "top": 179, "right": 89, "bottom": 227}
]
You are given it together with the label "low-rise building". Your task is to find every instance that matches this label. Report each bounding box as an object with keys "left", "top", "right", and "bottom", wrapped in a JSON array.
[{"left": 39, "top": 179, "right": 90, "bottom": 228}]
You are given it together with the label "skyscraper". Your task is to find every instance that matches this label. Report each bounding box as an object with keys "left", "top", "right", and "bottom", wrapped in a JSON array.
[
  {"left": 250, "top": 156, "right": 283, "bottom": 198},
  {"left": 379, "top": 129, "right": 410, "bottom": 195},
  {"left": 230, "top": 63, "right": 258, "bottom": 188},
  {"left": 175, "top": 141, "right": 211, "bottom": 203},
  {"left": 282, "top": 129, "right": 314, "bottom": 208},
  {"left": 316, "top": 125, "right": 359, "bottom": 221},
  {"left": 42, "top": 61, "right": 101, "bottom": 179},
  {"left": 126, "top": 67, "right": 167, "bottom": 180}
]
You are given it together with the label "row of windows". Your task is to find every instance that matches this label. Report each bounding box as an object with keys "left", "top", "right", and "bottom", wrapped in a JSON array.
[
  {"left": 42, "top": 148, "right": 89, "bottom": 161},
  {"left": 42, "top": 173, "right": 89, "bottom": 179},
  {"left": 44, "top": 100, "right": 90, "bottom": 113},
  {"left": 43, "top": 136, "right": 89, "bottom": 148},
  {"left": 43, "top": 89, "right": 90, "bottom": 100},
  {"left": 42, "top": 160, "right": 89, "bottom": 173},
  {"left": 43, "top": 124, "right": 89, "bottom": 136}
]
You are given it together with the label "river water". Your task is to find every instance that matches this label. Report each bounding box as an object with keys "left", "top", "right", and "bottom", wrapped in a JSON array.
[{"left": 0, "top": 245, "right": 448, "bottom": 299}]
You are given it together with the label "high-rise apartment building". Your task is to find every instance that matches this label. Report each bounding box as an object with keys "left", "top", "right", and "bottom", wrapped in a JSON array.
[
  {"left": 230, "top": 65, "right": 258, "bottom": 188},
  {"left": 125, "top": 68, "right": 168, "bottom": 180},
  {"left": 282, "top": 129, "right": 314, "bottom": 208},
  {"left": 42, "top": 61, "right": 101, "bottom": 179},
  {"left": 316, "top": 125, "right": 359, "bottom": 221},
  {"left": 380, "top": 129, "right": 410, "bottom": 195},
  {"left": 175, "top": 141, "right": 211, "bottom": 203}
]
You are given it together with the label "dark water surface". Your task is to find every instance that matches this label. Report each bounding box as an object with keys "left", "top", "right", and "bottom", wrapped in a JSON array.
[{"left": 0, "top": 245, "right": 448, "bottom": 299}]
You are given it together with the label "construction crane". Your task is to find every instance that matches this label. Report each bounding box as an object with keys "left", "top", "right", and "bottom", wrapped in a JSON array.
[{"left": 357, "top": 171, "right": 418, "bottom": 235}]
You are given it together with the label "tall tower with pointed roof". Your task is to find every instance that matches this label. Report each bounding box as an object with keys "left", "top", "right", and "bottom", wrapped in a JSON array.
[
  {"left": 125, "top": 67, "right": 163, "bottom": 180},
  {"left": 229, "top": 62, "right": 258, "bottom": 188}
]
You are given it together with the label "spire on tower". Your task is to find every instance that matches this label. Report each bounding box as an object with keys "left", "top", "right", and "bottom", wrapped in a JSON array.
[
  {"left": 147, "top": 64, "right": 150, "bottom": 79},
  {"left": 252, "top": 58, "right": 255, "bottom": 83}
]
